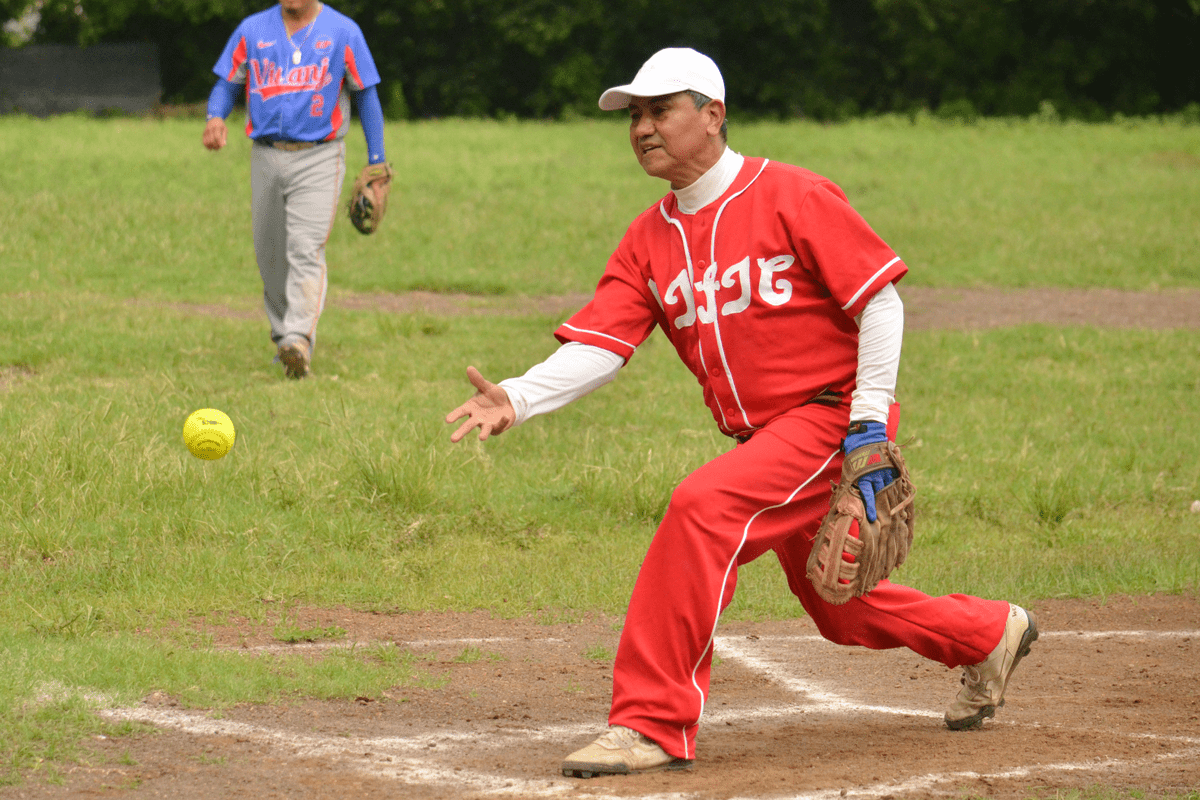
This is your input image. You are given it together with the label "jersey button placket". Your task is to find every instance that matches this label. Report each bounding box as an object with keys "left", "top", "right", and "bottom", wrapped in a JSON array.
[{"left": 693, "top": 241, "right": 738, "bottom": 428}]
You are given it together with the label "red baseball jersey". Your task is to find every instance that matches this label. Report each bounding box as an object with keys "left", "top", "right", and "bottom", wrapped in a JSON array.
[{"left": 555, "top": 157, "right": 907, "bottom": 438}]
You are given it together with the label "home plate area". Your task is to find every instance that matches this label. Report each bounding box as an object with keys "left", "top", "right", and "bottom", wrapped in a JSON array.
[{"left": 15, "top": 595, "right": 1200, "bottom": 800}]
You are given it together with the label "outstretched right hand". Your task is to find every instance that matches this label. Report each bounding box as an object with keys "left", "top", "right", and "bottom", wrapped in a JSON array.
[{"left": 445, "top": 366, "right": 516, "bottom": 443}]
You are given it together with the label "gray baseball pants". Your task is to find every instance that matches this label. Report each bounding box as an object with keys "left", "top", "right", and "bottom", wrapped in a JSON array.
[{"left": 250, "top": 139, "right": 346, "bottom": 354}]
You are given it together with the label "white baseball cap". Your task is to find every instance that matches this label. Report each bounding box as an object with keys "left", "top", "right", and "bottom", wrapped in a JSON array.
[{"left": 598, "top": 47, "right": 725, "bottom": 111}]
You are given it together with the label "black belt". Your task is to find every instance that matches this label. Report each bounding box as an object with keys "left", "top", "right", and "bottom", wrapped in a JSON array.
[{"left": 256, "top": 138, "right": 318, "bottom": 151}]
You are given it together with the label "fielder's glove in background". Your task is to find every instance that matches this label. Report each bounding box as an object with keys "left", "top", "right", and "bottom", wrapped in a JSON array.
[
  {"left": 807, "top": 421, "right": 916, "bottom": 605},
  {"left": 348, "top": 162, "right": 394, "bottom": 234}
]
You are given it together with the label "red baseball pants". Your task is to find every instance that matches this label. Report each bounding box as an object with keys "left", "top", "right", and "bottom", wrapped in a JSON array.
[{"left": 608, "top": 401, "right": 1009, "bottom": 759}]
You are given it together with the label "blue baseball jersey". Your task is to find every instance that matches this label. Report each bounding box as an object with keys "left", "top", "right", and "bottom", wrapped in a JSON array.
[{"left": 213, "top": 4, "right": 380, "bottom": 143}]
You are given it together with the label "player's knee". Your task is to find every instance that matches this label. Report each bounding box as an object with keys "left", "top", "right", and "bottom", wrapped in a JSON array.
[
  {"left": 800, "top": 598, "right": 863, "bottom": 646},
  {"left": 665, "top": 474, "right": 710, "bottom": 521},
  {"left": 811, "top": 618, "right": 856, "bottom": 646},
  {"left": 660, "top": 477, "right": 742, "bottom": 552}
]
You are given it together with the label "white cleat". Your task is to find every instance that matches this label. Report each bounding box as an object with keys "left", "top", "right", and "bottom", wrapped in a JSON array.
[
  {"left": 561, "top": 725, "right": 692, "bottom": 778},
  {"left": 945, "top": 603, "right": 1039, "bottom": 730}
]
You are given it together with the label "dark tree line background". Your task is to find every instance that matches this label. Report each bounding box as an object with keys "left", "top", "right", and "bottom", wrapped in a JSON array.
[{"left": 2, "top": 0, "right": 1198, "bottom": 120}]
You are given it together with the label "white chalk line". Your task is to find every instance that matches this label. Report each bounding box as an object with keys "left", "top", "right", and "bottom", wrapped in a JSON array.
[
  {"left": 1039, "top": 629, "right": 1199, "bottom": 640},
  {"left": 95, "top": 628, "right": 1198, "bottom": 799},
  {"left": 101, "top": 706, "right": 689, "bottom": 800},
  {"left": 100, "top": 704, "right": 1200, "bottom": 800},
  {"left": 725, "top": 748, "right": 1200, "bottom": 800},
  {"left": 714, "top": 637, "right": 941, "bottom": 719}
]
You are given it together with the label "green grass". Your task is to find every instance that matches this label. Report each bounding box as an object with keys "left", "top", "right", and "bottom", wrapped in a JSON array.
[
  {"left": 1, "top": 113, "right": 1199, "bottom": 790},
  {"left": 1, "top": 113, "right": 1197, "bottom": 300},
  {"left": 272, "top": 622, "right": 347, "bottom": 644},
  {"left": 737, "top": 114, "right": 1200, "bottom": 289}
]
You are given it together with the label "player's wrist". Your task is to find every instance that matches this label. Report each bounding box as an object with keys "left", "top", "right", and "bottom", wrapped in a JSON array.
[{"left": 843, "top": 420, "right": 888, "bottom": 453}]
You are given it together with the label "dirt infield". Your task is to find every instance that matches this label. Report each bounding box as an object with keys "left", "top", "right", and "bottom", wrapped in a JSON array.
[{"left": 7, "top": 594, "right": 1198, "bottom": 799}]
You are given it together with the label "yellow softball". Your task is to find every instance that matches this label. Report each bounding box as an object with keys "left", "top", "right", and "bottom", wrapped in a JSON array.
[{"left": 182, "top": 408, "right": 236, "bottom": 460}]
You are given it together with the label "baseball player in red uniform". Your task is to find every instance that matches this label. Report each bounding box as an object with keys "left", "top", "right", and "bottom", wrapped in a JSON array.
[
  {"left": 203, "top": 0, "right": 387, "bottom": 379},
  {"left": 445, "top": 47, "right": 1038, "bottom": 777}
]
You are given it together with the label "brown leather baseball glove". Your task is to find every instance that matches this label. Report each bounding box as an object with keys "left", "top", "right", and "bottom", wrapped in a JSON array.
[
  {"left": 807, "top": 439, "right": 916, "bottom": 605},
  {"left": 347, "top": 162, "right": 394, "bottom": 234}
]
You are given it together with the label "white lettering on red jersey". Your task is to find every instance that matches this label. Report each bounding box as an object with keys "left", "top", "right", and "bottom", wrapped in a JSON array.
[{"left": 556, "top": 157, "right": 907, "bottom": 438}]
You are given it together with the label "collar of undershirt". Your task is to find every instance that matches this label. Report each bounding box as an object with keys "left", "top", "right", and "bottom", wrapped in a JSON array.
[{"left": 671, "top": 147, "right": 745, "bottom": 215}]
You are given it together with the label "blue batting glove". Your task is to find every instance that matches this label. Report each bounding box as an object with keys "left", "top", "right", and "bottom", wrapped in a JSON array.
[{"left": 842, "top": 420, "right": 896, "bottom": 523}]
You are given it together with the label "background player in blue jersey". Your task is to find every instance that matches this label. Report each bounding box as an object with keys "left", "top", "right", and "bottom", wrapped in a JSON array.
[{"left": 202, "top": 0, "right": 389, "bottom": 379}]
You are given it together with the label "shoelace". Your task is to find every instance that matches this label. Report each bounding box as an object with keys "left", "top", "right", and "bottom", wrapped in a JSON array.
[
  {"left": 959, "top": 663, "right": 985, "bottom": 691},
  {"left": 597, "top": 726, "right": 643, "bottom": 749}
]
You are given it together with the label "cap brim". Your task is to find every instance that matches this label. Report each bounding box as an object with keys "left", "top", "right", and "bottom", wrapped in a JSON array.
[
  {"left": 598, "top": 78, "right": 695, "bottom": 111},
  {"left": 598, "top": 85, "right": 635, "bottom": 111}
]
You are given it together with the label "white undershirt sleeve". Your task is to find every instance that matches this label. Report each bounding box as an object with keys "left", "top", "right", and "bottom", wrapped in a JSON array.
[
  {"left": 850, "top": 282, "right": 904, "bottom": 424},
  {"left": 498, "top": 341, "right": 624, "bottom": 427}
]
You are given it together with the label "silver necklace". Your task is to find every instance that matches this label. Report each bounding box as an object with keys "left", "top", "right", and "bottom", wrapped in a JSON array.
[{"left": 285, "top": 3, "right": 321, "bottom": 65}]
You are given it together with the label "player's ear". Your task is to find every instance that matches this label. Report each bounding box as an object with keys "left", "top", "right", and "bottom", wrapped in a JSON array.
[{"left": 703, "top": 99, "right": 726, "bottom": 138}]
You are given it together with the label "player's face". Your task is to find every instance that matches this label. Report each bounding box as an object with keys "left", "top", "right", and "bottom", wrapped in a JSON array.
[
  {"left": 628, "top": 93, "right": 724, "bottom": 189},
  {"left": 279, "top": 0, "right": 320, "bottom": 18}
]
